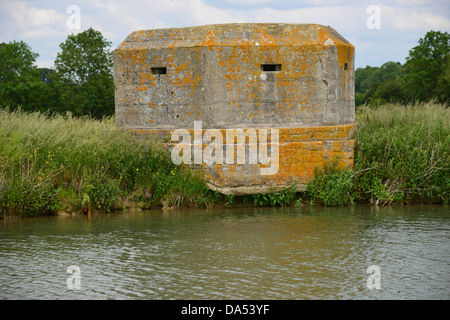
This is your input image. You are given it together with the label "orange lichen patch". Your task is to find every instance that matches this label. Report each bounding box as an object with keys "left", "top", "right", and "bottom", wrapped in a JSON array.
[
  {"left": 138, "top": 72, "right": 154, "bottom": 85},
  {"left": 204, "top": 139, "right": 355, "bottom": 189},
  {"left": 280, "top": 124, "right": 356, "bottom": 142},
  {"left": 137, "top": 85, "right": 148, "bottom": 91},
  {"left": 202, "top": 30, "right": 218, "bottom": 47},
  {"left": 256, "top": 27, "right": 279, "bottom": 46},
  {"left": 336, "top": 44, "right": 354, "bottom": 72}
]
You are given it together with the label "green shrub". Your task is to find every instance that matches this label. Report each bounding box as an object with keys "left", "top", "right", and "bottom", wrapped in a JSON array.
[
  {"left": 1, "top": 165, "right": 61, "bottom": 216},
  {"left": 306, "top": 157, "right": 353, "bottom": 206},
  {"left": 252, "top": 183, "right": 297, "bottom": 207}
]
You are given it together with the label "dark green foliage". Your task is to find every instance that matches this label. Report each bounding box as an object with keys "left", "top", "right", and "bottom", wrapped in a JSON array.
[
  {"left": 355, "top": 30, "right": 449, "bottom": 106},
  {"left": 0, "top": 28, "right": 115, "bottom": 118},
  {"left": 80, "top": 177, "right": 120, "bottom": 213},
  {"left": 306, "top": 158, "right": 353, "bottom": 206},
  {"left": 54, "top": 28, "right": 113, "bottom": 84},
  {"left": 251, "top": 183, "right": 297, "bottom": 207},
  {"left": 0, "top": 41, "right": 43, "bottom": 110},
  {"left": 54, "top": 28, "right": 114, "bottom": 118},
  {"left": 355, "top": 61, "right": 406, "bottom": 105},
  {"left": 403, "top": 30, "right": 449, "bottom": 103},
  {"left": 1, "top": 158, "right": 61, "bottom": 216}
]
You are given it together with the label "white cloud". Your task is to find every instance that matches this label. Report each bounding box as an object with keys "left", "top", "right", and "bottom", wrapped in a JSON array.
[
  {"left": 36, "top": 59, "right": 54, "bottom": 68},
  {"left": 411, "top": 11, "right": 450, "bottom": 30},
  {"left": 1, "top": 0, "right": 63, "bottom": 28},
  {"left": 302, "top": 0, "right": 345, "bottom": 5},
  {"left": 22, "top": 25, "right": 65, "bottom": 39},
  {"left": 393, "top": 0, "right": 429, "bottom": 6},
  {"left": 224, "top": 0, "right": 274, "bottom": 4},
  {"left": 186, "top": 0, "right": 247, "bottom": 25},
  {"left": 380, "top": 5, "right": 450, "bottom": 31},
  {"left": 0, "top": 0, "right": 68, "bottom": 41},
  {"left": 250, "top": 6, "right": 362, "bottom": 31}
]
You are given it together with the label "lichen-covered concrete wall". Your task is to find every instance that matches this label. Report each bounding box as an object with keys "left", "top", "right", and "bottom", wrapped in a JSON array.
[{"left": 114, "top": 23, "right": 356, "bottom": 195}]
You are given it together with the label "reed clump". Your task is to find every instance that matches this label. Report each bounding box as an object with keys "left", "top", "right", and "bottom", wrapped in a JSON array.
[
  {"left": 353, "top": 101, "right": 449, "bottom": 204},
  {"left": 306, "top": 101, "right": 449, "bottom": 205},
  {"left": 0, "top": 108, "right": 217, "bottom": 216}
]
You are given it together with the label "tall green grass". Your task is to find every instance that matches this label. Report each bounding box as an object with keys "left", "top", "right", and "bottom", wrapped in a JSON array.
[
  {"left": 0, "top": 108, "right": 217, "bottom": 216},
  {"left": 353, "top": 101, "right": 449, "bottom": 204},
  {"left": 1, "top": 101, "right": 448, "bottom": 215},
  {"left": 306, "top": 101, "right": 449, "bottom": 205}
]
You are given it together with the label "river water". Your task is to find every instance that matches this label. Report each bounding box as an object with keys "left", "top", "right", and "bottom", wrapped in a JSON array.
[{"left": 1, "top": 205, "right": 449, "bottom": 300}]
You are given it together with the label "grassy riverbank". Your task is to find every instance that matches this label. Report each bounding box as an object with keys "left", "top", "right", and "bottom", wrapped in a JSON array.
[
  {"left": 0, "top": 109, "right": 219, "bottom": 216},
  {"left": 309, "top": 101, "right": 449, "bottom": 206},
  {"left": 1, "top": 101, "right": 448, "bottom": 216}
]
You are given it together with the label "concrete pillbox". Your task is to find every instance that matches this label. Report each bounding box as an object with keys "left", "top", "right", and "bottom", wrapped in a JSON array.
[{"left": 114, "top": 23, "right": 356, "bottom": 195}]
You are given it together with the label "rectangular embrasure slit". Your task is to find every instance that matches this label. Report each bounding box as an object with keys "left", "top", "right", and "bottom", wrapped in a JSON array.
[
  {"left": 151, "top": 67, "right": 167, "bottom": 75},
  {"left": 261, "top": 64, "right": 282, "bottom": 72}
]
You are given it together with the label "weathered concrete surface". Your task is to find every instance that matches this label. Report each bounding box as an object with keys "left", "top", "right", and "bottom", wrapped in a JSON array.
[{"left": 114, "top": 23, "right": 356, "bottom": 195}]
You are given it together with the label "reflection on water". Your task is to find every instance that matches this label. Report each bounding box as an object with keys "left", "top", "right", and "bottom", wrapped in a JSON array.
[{"left": 1, "top": 205, "right": 449, "bottom": 300}]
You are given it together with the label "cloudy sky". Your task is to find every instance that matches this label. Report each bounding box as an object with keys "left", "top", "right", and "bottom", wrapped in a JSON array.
[{"left": 1, "top": 0, "right": 449, "bottom": 69}]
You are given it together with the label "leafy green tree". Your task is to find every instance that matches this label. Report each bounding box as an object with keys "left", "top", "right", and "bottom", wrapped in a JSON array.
[
  {"left": 372, "top": 79, "right": 404, "bottom": 103},
  {"left": 38, "top": 68, "right": 56, "bottom": 84},
  {"left": 0, "top": 40, "right": 43, "bottom": 109},
  {"left": 403, "top": 30, "right": 449, "bottom": 103},
  {"left": 355, "top": 65, "right": 377, "bottom": 95},
  {"left": 355, "top": 61, "right": 405, "bottom": 105},
  {"left": 54, "top": 28, "right": 114, "bottom": 118}
]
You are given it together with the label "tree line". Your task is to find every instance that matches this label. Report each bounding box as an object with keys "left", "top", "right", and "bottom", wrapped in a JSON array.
[
  {"left": 356, "top": 30, "right": 449, "bottom": 106},
  {"left": 0, "top": 28, "right": 448, "bottom": 118},
  {"left": 0, "top": 28, "right": 114, "bottom": 119}
]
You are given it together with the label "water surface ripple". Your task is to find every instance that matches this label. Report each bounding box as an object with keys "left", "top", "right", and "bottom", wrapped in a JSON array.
[{"left": 1, "top": 205, "right": 449, "bottom": 299}]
